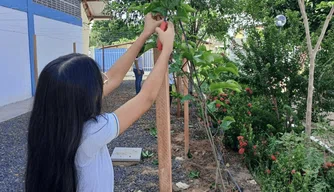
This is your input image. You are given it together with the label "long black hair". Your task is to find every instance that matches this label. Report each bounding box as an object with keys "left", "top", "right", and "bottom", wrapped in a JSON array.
[{"left": 25, "top": 53, "right": 103, "bottom": 192}]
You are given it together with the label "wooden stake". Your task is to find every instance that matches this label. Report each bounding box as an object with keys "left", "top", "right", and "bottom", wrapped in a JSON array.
[
  {"left": 153, "top": 48, "right": 172, "bottom": 192},
  {"left": 73, "top": 42, "right": 76, "bottom": 53},
  {"left": 183, "top": 59, "right": 189, "bottom": 157},
  {"left": 182, "top": 34, "right": 190, "bottom": 157},
  {"left": 176, "top": 76, "right": 182, "bottom": 118},
  {"left": 33, "top": 35, "right": 38, "bottom": 86}
]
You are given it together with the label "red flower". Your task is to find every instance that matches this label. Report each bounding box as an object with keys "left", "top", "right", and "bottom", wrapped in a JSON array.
[
  {"left": 291, "top": 170, "right": 296, "bottom": 174},
  {"left": 237, "top": 136, "right": 244, "bottom": 141},
  {"left": 247, "top": 103, "right": 252, "bottom": 107},
  {"left": 220, "top": 97, "right": 225, "bottom": 101},
  {"left": 225, "top": 100, "right": 230, "bottom": 105},
  {"left": 247, "top": 111, "right": 252, "bottom": 116},
  {"left": 238, "top": 148, "right": 245, "bottom": 155},
  {"left": 216, "top": 103, "right": 221, "bottom": 108},
  {"left": 253, "top": 145, "right": 257, "bottom": 150},
  {"left": 271, "top": 155, "right": 277, "bottom": 161},
  {"left": 266, "top": 169, "right": 271, "bottom": 174}
]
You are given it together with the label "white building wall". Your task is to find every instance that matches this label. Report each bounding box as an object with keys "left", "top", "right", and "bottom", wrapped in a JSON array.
[
  {"left": 0, "top": 6, "right": 32, "bottom": 107},
  {"left": 34, "top": 15, "right": 83, "bottom": 76}
]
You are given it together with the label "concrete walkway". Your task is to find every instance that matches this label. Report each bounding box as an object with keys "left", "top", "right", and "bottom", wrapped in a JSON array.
[{"left": 0, "top": 98, "right": 34, "bottom": 123}]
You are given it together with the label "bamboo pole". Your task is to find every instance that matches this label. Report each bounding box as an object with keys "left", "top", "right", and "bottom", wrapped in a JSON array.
[
  {"left": 73, "top": 42, "right": 76, "bottom": 53},
  {"left": 33, "top": 35, "right": 38, "bottom": 86},
  {"left": 153, "top": 48, "right": 172, "bottom": 192}
]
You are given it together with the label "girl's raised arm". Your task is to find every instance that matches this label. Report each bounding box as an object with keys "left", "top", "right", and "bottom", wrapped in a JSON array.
[
  {"left": 114, "top": 22, "right": 175, "bottom": 135},
  {"left": 102, "top": 13, "right": 163, "bottom": 97}
]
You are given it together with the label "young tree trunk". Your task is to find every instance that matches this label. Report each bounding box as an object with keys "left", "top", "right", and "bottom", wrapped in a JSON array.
[
  {"left": 298, "top": 0, "right": 334, "bottom": 136},
  {"left": 305, "top": 54, "right": 315, "bottom": 136}
]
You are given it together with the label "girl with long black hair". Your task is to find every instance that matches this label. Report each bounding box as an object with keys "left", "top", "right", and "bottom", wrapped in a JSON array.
[{"left": 25, "top": 14, "right": 175, "bottom": 192}]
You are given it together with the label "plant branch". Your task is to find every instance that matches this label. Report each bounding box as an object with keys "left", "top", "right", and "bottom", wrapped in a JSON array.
[
  {"left": 314, "top": 6, "right": 334, "bottom": 53},
  {"left": 297, "top": 0, "right": 313, "bottom": 54}
]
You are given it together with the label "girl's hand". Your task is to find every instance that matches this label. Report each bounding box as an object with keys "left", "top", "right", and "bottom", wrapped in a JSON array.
[
  {"left": 143, "top": 13, "right": 163, "bottom": 36},
  {"left": 155, "top": 22, "right": 175, "bottom": 53}
]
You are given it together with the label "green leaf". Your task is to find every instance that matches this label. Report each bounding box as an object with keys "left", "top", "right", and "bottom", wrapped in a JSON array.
[
  {"left": 214, "top": 66, "right": 239, "bottom": 76},
  {"left": 181, "top": 94, "right": 194, "bottom": 103},
  {"left": 202, "top": 52, "right": 215, "bottom": 63},
  {"left": 220, "top": 116, "right": 235, "bottom": 131},
  {"left": 152, "top": 7, "right": 168, "bottom": 16},
  {"left": 207, "top": 101, "right": 218, "bottom": 112},
  {"left": 181, "top": 3, "right": 196, "bottom": 12},
  {"left": 143, "top": 42, "right": 156, "bottom": 53},
  {"left": 210, "top": 81, "right": 241, "bottom": 92},
  {"left": 198, "top": 45, "right": 207, "bottom": 51},
  {"left": 182, "top": 52, "right": 194, "bottom": 61},
  {"left": 177, "top": 7, "right": 188, "bottom": 18},
  {"left": 144, "top": 2, "right": 161, "bottom": 15}
]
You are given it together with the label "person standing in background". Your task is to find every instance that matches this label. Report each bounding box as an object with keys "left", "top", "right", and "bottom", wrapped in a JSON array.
[{"left": 133, "top": 54, "right": 144, "bottom": 94}]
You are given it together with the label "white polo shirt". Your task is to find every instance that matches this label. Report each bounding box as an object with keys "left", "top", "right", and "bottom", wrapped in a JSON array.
[{"left": 133, "top": 56, "right": 143, "bottom": 70}]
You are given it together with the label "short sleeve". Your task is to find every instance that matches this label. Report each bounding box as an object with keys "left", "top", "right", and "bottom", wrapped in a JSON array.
[{"left": 76, "top": 113, "right": 120, "bottom": 166}]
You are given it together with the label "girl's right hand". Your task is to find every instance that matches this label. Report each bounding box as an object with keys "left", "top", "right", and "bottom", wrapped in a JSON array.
[{"left": 155, "top": 22, "right": 175, "bottom": 53}]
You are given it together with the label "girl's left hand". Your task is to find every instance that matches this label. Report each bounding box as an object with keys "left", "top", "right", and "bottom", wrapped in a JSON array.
[{"left": 143, "top": 13, "right": 163, "bottom": 36}]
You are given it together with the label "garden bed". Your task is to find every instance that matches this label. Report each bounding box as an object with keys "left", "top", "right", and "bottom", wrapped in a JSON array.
[{"left": 103, "top": 80, "right": 259, "bottom": 191}]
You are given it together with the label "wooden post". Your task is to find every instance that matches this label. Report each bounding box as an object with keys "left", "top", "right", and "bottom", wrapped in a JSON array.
[
  {"left": 33, "top": 35, "right": 39, "bottom": 86},
  {"left": 153, "top": 48, "right": 172, "bottom": 192},
  {"left": 102, "top": 45, "right": 105, "bottom": 72},
  {"left": 182, "top": 34, "right": 190, "bottom": 157},
  {"left": 73, "top": 42, "right": 76, "bottom": 53},
  {"left": 183, "top": 59, "right": 189, "bottom": 157},
  {"left": 176, "top": 76, "right": 182, "bottom": 117}
]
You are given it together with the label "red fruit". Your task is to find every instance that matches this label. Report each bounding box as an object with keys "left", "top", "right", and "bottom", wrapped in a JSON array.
[
  {"left": 325, "top": 162, "right": 332, "bottom": 168},
  {"left": 247, "top": 111, "right": 252, "bottom": 116},
  {"left": 266, "top": 169, "right": 271, "bottom": 174},
  {"left": 238, "top": 148, "right": 245, "bottom": 155},
  {"left": 220, "top": 97, "right": 225, "bottom": 101},
  {"left": 291, "top": 169, "right": 296, "bottom": 174},
  {"left": 216, "top": 103, "right": 221, "bottom": 108},
  {"left": 157, "top": 21, "right": 168, "bottom": 50},
  {"left": 253, "top": 145, "right": 257, "bottom": 150},
  {"left": 271, "top": 155, "right": 277, "bottom": 161},
  {"left": 225, "top": 100, "right": 230, "bottom": 105},
  {"left": 223, "top": 108, "right": 227, "bottom": 112},
  {"left": 245, "top": 88, "right": 250, "bottom": 92},
  {"left": 240, "top": 141, "right": 248, "bottom": 147},
  {"left": 247, "top": 103, "right": 252, "bottom": 107},
  {"left": 237, "top": 136, "right": 244, "bottom": 141}
]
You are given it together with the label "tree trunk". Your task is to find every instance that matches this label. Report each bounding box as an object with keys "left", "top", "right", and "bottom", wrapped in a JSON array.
[{"left": 305, "top": 54, "right": 316, "bottom": 136}]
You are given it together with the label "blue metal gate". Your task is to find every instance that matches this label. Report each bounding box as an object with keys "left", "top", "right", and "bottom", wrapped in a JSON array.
[{"left": 94, "top": 48, "right": 154, "bottom": 72}]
